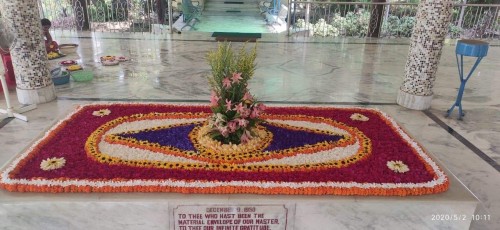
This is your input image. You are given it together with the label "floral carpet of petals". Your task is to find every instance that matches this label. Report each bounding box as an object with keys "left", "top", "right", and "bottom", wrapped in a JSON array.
[{"left": 0, "top": 103, "right": 449, "bottom": 196}]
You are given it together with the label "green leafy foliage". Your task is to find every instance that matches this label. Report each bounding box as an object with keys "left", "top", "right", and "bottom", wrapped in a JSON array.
[{"left": 382, "top": 15, "right": 416, "bottom": 37}]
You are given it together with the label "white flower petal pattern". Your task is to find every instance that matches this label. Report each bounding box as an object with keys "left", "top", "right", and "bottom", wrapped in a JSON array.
[
  {"left": 387, "top": 160, "right": 410, "bottom": 173},
  {"left": 350, "top": 113, "right": 369, "bottom": 121},
  {"left": 40, "top": 157, "right": 66, "bottom": 171},
  {"left": 93, "top": 109, "right": 111, "bottom": 117}
]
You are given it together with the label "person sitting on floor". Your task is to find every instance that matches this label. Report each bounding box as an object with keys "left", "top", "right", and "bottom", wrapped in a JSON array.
[{"left": 41, "top": 18, "right": 58, "bottom": 53}]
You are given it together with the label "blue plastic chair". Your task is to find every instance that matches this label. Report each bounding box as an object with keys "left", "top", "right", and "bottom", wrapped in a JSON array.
[{"left": 446, "top": 39, "right": 489, "bottom": 120}]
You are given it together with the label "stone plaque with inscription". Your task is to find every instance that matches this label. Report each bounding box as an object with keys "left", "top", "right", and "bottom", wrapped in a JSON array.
[{"left": 172, "top": 204, "right": 291, "bottom": 230}]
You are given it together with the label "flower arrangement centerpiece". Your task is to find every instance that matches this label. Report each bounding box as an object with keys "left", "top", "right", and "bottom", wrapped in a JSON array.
[{"left": 205, "top": 42, "right": 265, "bottom": 145}]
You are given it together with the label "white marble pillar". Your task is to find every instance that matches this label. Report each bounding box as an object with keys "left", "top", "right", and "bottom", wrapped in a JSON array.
[
  {"left": 397, "top": 0, "right": 453, "bottom": 110},
  {"left": 1, "top": 0, "right": 56, "bottom": 104}
]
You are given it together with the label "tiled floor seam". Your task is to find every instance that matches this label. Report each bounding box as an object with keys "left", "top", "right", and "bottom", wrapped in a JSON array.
[{"left": 423, "top": 110, "right": 500, "bottom": 172}]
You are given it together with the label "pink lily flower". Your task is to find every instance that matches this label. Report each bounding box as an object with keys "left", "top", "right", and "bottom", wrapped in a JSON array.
[
  {"left": 236, "top": 118, "right": 249, "bottom": 127},
  {"left": 225, "top": 99, "right": 232, "bottom": 111},
  {"left": 222, "top": 78, "right": 232, "bottom": 89},
  {"left": 242, "top": 91, "right": 253, "bottom": 101},
  {"left": 228, "top": 121, "right": 238, "bottom": 133},
  {"left": 234, "top": 102, "right": 246, "bottom": 114},
  {"left": 240, "top": 131, "right": 250, "bottom": 143},
  {"left": 231, "top": 72, "right": 243, "bottom": 83},
  {"left": 210, "top": 91, "right": 220, "bottom": 107},
  {"left": 240, "top": 107, "right": 251, "bottom": 118},
  {"left": 250, "top": 108, "right": 260, "bottom": 118},
  {"left": 219, "top": 127, "right": 230, "bottom": 137}
]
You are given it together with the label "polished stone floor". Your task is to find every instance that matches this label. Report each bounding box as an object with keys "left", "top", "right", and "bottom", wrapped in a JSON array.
[{"left": 0, "top": 31, "right": 499, "bottom": 229}]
